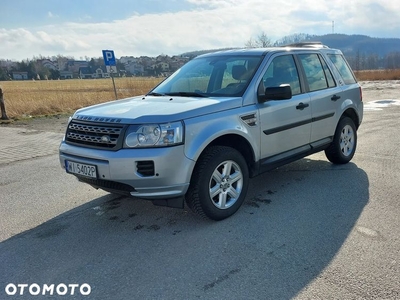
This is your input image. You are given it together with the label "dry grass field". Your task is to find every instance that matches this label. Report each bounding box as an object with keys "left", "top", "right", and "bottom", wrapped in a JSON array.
[
  {"left": 0, "top": 77, "right": 163, "bottom": 119},
  {"left": 0, "top": 69, "right": 399, "bottom": 119},
  {"left": 354, "top": 69, "right": 400, "bottom": 81}
]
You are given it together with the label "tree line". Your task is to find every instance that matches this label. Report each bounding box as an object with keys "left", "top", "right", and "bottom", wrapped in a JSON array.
[
  {"left": 0, "top": 59, "right": 61, "bottom": 81},
  {"left": 1, "top": 32, "right": 400, "bottom": 81},
  {"left": 0, "top": 55, "right": 125, "bottom": 81}
]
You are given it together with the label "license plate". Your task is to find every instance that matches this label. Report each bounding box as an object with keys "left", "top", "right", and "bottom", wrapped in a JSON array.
[{"left": 65, "top": 161, "right": 97, "bottom": 178}]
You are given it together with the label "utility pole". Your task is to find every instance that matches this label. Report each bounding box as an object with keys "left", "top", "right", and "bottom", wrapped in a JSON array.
[{"left": 332, "top": 21, "right": 335, "bottom": 34}]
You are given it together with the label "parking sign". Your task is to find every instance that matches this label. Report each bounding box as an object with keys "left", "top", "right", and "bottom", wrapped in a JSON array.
[
  {"left": 102, "top": 50, "right": 117, "bottom": 73},
  {"left": 102, "top": 50, "right": 116, "bottom": 66},
  {"left": 102, "top": 50, "right": 118, "bottom": 99}
]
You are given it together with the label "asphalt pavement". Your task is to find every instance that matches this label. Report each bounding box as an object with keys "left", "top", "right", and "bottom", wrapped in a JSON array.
[{"left": 0, "top": 98, "right": 399, "bottom": 299}]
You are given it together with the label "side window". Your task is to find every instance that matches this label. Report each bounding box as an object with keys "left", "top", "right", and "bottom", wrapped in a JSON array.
[
  {"left": 221, "top": 57, "right": 260, "bottom": 93},
  {"left": 221, "top": 60, "right": 248, "bottom": 88},
  {"left": 320, "top": 57, "right": 336, "bottom": 88},
  {"left": 327, "top": 54, "right": 357, "bottom": 84},
  {"left": 299, "top": 54, "right": 330, "bottom": 92},
  {"left": 262, "top": 55, "right": 301, "bottom": 95}
]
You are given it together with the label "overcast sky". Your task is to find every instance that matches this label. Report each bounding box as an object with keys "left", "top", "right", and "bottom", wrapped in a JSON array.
[{"left": 1, "top": 0, "right": 399, "bottom": 61}]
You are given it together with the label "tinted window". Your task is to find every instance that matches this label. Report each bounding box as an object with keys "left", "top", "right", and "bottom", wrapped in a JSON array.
[
  {"left": 328, "top": 54, "right": 357, "bottom": 84},
  {"left": 262, "top": 55, "right": 301, "bottom": 95},
  {"left": 320, "top": 57, "right": 336, "bottom": 88},
  {"left": 299, "top": 54, "right": 332, "bottom": 92}
]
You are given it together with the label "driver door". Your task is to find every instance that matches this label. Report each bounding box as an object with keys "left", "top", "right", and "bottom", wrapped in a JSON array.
[{"left": 258, "top": 54, "right": 312, "bottom": 160}]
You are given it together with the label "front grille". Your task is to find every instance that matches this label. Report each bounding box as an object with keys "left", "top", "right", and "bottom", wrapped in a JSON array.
[
  {"left": 136, "top": 161, "right": 155, "bottom": 177},
  {"left": 66, "top": 120, "right": 126, "bottom": 150}
]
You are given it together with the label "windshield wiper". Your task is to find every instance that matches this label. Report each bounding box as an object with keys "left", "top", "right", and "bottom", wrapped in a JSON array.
[
  {"left": 146, "top": 92, "right": 166, "bottom": 96},
  {"left": 165, "top": 92, "right": 207, "bottom": 97}
]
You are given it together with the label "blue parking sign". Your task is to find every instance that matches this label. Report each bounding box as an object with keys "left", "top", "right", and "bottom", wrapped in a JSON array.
[{"left": 102, "top": 50, "right": 116, "bottom": 66}]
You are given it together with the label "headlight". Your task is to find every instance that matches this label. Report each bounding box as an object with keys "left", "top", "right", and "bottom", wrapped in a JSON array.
[{"left": 124, "top": 121, "right": 184, "bottom": 148}]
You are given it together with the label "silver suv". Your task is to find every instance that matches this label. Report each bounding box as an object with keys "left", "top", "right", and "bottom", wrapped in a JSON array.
[{"left": 59, "top": 43, "right": 363, "bottom": 220}]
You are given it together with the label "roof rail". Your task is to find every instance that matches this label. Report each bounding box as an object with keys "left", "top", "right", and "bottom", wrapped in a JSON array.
[{"left": 283, "top": 42, "right": 329, "bottom": 48}]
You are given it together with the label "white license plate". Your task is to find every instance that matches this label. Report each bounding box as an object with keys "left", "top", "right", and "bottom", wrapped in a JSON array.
[{"left": 65, "top": 161, "right": 97, "bottom": 178}]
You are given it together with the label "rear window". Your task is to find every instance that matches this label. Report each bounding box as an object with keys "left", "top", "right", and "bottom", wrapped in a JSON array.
[{"left": 327, "top": 54, "right": 357, "bottom": 85}]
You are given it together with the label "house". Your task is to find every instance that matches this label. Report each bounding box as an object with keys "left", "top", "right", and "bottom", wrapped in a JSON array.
[
  {"left": 59, "top": 71, "right": 73, "bottom": 79},
  {"left": 156, "top": 62, "right": 170, "bottom": 72},
  {"left": 93, "top": 67, "right": 110, "bottom": 79},
  {"left": 125, "top": 62, "right": 144, "bottom": 76},
  {"left": 12, "top": 71, "right": 28, "bottom": 80},
  {"left": 119, "top": 56, "right": 137, "bottom": 65},
  {"left": 79, "top": 67, "right": 94, "bottom": 79},
  {"left": 67, "top": 60, "right": 89, "bottom": 74},
  {"left": 79, "top": 66, "right": 110, "bottom": 79},
  {"left": 39, "top": 59, "right": 58, "bottom": 70}
]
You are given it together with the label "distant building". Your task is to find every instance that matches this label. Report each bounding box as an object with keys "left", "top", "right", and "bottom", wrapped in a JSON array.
[
  {"left": 79, "top": 67, "right": 93, "bottom": 79},
  {"left": 12, "top": 71, "right": 28, "bottom": 80},
  {"left": 125, "top": 62, "right": 144, "bottom": 76},
  {"left": 156, "top": 62, "right": 170, "bottom": 72},
  {"left": 119, "top": 56, "right": 137, "bottom": 65},
  {"left": 39, "top": 59, "right": 58, "bottom": 70},
  {"left": 79, "top": 66, "right": 110, "bottom": 79},
  {"left": 93, "top": 67, "right": 110, "bottom": 79},
  {"left": 59, "top": 71, "right": 73, "bottom": 79},
  {"left": 67, "top": 60, "right": 89, "bottom": 74}
]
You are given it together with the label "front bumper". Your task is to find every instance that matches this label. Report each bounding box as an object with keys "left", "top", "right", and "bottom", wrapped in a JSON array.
[{"left": 59, "top": 142, "right": 195, "bottom": 199}]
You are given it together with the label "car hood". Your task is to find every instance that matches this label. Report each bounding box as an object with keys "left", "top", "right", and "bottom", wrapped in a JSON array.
[{"left": 72, "top": 95, "right": 243, "bottom": 124}]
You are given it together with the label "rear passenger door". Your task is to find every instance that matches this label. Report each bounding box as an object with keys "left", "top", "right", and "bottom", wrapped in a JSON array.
[{"left": 298, "top": 53, "right": 343, "bottom": 143}]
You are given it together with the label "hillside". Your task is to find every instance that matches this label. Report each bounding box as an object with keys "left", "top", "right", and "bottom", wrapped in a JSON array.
[
  {"left": 300, "top": 34, "right": 400, "bottom": 57},
  {"left": 182, "top": 34, "right": 400, "bottom": 58}
]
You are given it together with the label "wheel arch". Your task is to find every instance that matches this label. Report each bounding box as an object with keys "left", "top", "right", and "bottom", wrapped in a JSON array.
[
  {"left": 341, "top": 107, "right": 360, "bottom": 129},
  {"left": 196, "top": 134, "right": 258, "bottom": 178}
]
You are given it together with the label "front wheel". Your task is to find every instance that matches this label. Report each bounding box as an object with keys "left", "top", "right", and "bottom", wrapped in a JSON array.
[
  {"left": 185, "top": 146, "right": 249, "bottom": 221},
  {"left": 325, "top": 117, "right": 357, "bottom": 164}
]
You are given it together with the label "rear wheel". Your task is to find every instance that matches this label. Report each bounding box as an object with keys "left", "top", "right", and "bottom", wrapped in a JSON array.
[
  {"left": 185, "top": 146, "right": 249, "bottom": 220},
  {"left": 325, "top": 117, "right": 357, "bottom": 164}
]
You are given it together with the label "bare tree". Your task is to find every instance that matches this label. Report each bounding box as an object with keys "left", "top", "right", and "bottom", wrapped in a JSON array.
[
  {"left": 274, "top": 33, "right": 314, "bottom": 46},
  {"left": 245, "top": 32, "right": 273, "bottom": 48}
]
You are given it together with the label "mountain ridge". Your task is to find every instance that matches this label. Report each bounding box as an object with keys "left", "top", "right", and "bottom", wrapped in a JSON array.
[{"left": 181, "top": 34, "right": 400, "bottom": 58}]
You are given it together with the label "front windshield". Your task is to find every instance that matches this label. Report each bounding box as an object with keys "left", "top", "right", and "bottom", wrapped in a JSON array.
[{"left": 150, "top": 55, "right": 263, "bottom": 97}]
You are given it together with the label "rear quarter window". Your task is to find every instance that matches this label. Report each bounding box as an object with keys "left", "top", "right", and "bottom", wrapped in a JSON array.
[{"left": 327, "top": 54, "right": 357, "bottom": 85}]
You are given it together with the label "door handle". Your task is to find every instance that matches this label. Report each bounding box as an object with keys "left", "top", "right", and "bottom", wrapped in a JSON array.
[
  {"left": 331, "top": 95, "right": 341, "bottom": 101},
  {"left": 296, "top": 102, "right": 309, "bottom": 110}
]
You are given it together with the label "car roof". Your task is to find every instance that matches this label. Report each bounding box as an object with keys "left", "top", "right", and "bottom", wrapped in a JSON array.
[{"left": 196, "top": 44, "right": 339, "bottom": 58}]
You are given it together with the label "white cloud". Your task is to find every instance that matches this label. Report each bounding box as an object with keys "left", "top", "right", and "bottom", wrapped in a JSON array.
[
  {"left": 1, "top": 0, "right": 399, "bottom": 60},
  {"left": 47, "top": 11, "right": 59, "bottom": 18}
]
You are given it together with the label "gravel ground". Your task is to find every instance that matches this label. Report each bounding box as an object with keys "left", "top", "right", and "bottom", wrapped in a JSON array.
[
  {"left": 0, "top": 114, "right": 70, "bottom": 133},
  {"left": 1, "top": 80, "right": 399, "bottom": 133}
]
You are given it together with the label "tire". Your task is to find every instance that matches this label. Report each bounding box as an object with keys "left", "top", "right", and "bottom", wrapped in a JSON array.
[
  {"left": 325, "top": 117, "right": 357, "bottom": 164},
  {"left": 185, "top": 146, "right": 249, "bottom": 221}
]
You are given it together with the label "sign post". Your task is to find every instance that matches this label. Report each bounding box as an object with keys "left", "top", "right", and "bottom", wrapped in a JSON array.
[{"left": 102, "top": 50, "right": 118, "bottom": 100}]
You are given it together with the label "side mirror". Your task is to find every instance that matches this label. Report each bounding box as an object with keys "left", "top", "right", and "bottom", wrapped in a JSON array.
[{"left": 258, "top": 84, "right": 292, "bottom": 102}]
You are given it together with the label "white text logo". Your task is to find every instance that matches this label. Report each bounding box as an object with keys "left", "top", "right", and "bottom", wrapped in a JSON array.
[{"left": 5, "top": 283, "right": 91, "bottom": 296}]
